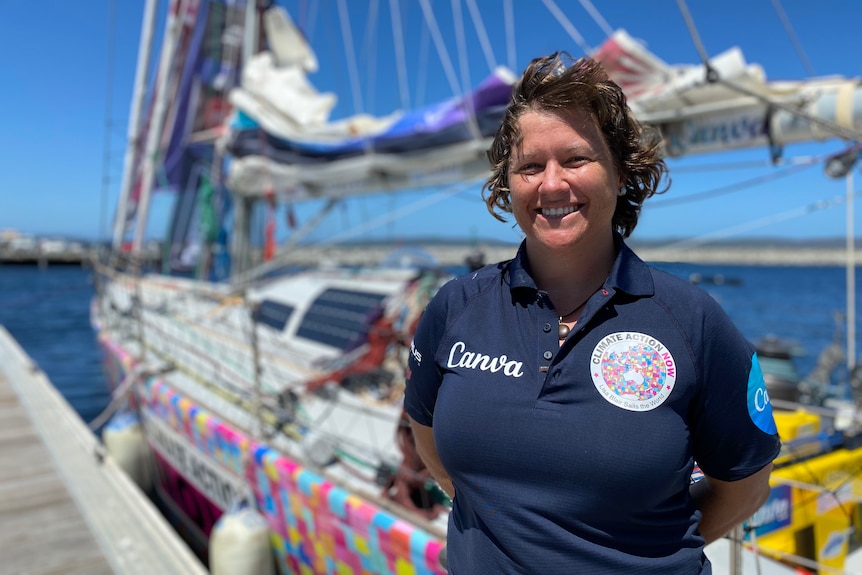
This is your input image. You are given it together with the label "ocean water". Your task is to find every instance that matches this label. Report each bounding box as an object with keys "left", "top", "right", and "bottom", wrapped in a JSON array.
[
  {"left": 0, "top": 264, "right": 111, "bottom": 425},
  {"left": 0, "top": 260, "right": 859, "bottom": 423}
]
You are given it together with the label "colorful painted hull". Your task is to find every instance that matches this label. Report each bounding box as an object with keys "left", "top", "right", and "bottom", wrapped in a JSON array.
[{"left": 98, "top": 333, "right": 446, "bottom": 575}]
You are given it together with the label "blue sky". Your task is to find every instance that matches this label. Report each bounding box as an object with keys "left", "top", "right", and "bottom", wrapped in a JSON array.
[{"left": 1, "top": 0, "right": 859, "bottom": 246}]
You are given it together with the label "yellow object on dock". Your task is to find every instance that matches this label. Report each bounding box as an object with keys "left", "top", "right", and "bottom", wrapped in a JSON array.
[{"left": 0, "top": 325, "right": 208, "bottom": 575}]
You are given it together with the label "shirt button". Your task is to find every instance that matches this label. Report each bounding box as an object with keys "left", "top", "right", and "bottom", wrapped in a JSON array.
[
  {"left": 543, "top": 323, "right": 551, "bottom": 332},
  {"left": 543, "top": 351, "right": 553, "bottom": 360}
]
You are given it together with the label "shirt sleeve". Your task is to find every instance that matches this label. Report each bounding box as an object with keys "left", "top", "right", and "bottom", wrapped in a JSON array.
[
  {"left": 689, "top": 296, "right": 781, "bottom": 481},
  {"left": 403, "top": 288, "right": 449, "bottom": 427}
]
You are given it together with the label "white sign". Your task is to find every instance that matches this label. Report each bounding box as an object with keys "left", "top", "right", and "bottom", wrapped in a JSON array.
[{"left": 141, "top": 407, "right": 253, "bottom": 511}]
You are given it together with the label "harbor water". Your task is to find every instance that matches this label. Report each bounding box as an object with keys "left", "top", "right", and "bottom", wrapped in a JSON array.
[
  {"left": 0, "top": 260, "right": 859, "bottom": 426},
  {"left": 0, "top": 264, "right": 110, "bottom": 425}
]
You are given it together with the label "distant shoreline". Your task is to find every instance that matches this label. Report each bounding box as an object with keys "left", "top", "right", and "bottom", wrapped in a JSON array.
[
  {"left": 2, "top": 241, "right": 859, "bottom": 268},
  {"left": 270, "top": 242, "right": 861, "bottom": 268}
]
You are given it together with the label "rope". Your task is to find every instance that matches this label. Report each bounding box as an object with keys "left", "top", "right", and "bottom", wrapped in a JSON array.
[{"left": 88, "top": 363, "right": 152, "bottom": 431}]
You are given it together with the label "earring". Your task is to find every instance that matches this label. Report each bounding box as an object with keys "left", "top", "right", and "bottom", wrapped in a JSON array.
[{"left": 619, "top": 187, "right": 627, "bottom": 196}]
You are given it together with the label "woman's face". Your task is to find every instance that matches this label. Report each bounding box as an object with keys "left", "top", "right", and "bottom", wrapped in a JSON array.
[{"left": 508, "top": 108, "right": 621, "bottom": 252}]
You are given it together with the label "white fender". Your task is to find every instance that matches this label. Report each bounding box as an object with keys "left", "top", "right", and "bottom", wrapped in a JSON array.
[
  {"left": 209, "top": 504, "right": 275, "bottom": 575},
  {"left": 102, "top": 410, "right": 154, "bottom": 492}
]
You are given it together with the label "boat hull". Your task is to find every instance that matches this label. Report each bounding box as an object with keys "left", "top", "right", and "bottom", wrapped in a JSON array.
[{"left": 97, "top": 333, "right": 447, "bottom": 575}]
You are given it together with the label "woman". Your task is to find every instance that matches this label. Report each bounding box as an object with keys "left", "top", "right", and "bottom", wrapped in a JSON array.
[{"left": 404, "top": 53, "right": 780, "bottom": 574}]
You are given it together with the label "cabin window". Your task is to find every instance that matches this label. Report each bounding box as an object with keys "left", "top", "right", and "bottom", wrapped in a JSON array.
[
  {"left": 253, "top": 299, "right": 295, "bottom": 331},
  {"left": 297, "top": 288, "right": 387, "bottom": 351}
]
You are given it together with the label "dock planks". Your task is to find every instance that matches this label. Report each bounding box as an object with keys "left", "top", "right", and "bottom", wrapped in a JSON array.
[{"left": 0, "top": 326, "right": 207, "bottom": 575}]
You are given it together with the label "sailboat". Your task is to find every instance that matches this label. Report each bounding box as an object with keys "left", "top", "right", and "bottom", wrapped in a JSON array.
[{"left": 92, "top": 1, "right": 862, "bottom": 573}]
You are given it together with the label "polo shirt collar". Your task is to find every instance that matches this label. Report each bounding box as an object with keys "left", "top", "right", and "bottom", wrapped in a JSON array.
[{"left": 506, "top": 233, "right": 655, "bottom": 301}]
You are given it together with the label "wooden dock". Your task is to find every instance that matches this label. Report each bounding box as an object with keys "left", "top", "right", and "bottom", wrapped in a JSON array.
[{"left": 0, "top": 326, "right": 208, "bottom": 575}]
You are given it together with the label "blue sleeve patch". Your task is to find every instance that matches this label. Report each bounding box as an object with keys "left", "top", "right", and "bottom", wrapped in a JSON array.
[{"left": 747, "top": 353, "right": 777, "bottom": 435}]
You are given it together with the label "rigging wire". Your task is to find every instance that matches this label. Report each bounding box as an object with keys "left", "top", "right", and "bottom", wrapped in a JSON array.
[
  {"left": 770, "top": 0, "right": 816, "bottom": 77},
  {"left": 503, "top": 0, "right": 516, "bottom": 72},
  {"left": 669, "top": 156, "right": 822, "bottom": 173},
  {"left": 388, "top": 0, "right": 412, "bottom": 110},
  {"left": 302, "top": 0, "right": 319, "bottom": 44},
  {"left": 360, "top": 0, "right": 381, "bottom": 115},
  {"left": 649, "top": 162, "right": 817, "bottom": 208},
  {"left": 578, "top": 0, "right": 614, "bottom": 39},
  {"left": 675, "top": 0, "right": 862, "bottom": 143},
  {"left": 100, "top": 0, "right": 118, "bottom": 242},
  {"left": 464, "top": 0, "right": 498, "bottom": 72},
  {"left": 336, "top": 0, "right": 364, "bottom": 115},
  {"left": 415, "top": 15, "right": 430, "bottom": 108},
  {"left": 452, "top": 0, "right": 473, "bottom": 102},
  {"left": 318, "top": 177, "right": 487, "bottom": 245},
  {"left": 541, "top": 0, "right": 592, "bottom": 55},
  {"left": 418, "top": 0, "right": 463, "bottom": 100},
  {"left": 654, "top": 191, "right": 854, "bottom": 251},
  {"left": 451, "top": 0, "right": 482, "bottom": 141},
  {"left": 674, "top": 0, "right": 712, "bottom": 65}
]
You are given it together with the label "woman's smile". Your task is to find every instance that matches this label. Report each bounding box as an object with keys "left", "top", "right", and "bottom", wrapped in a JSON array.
[{"left": 540, "top": 205, "right": 581, "bottom": 219}]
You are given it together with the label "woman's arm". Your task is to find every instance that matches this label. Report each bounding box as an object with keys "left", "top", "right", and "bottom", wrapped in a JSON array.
[
  {"left": 408, "top": 416, "right": 455, "bottom": 499},
  {"left": 690, "top": 463, "right": 773, "bottom": 544}
]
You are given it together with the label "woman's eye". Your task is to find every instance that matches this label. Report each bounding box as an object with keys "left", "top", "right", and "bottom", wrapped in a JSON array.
[{"left": 516, "top": 163, "right": 541, "bottom": 174}]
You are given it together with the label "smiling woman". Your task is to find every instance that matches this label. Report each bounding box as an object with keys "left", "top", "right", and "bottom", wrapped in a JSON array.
[
  {"left": 482, "top": 54, "right": 668, "bottom": 329},
  {"left": 506, "top": 109, "right": 620, "bottom": 267},
  {"left": 405, "top": 51, "right": 781, "bottom": 574}
]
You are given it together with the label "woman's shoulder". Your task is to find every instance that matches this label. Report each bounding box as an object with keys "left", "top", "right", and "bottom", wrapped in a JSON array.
[
  {"left": 419, "top": 261, "right": 510, "bottom": 338},
  {"left": 645, "top": 265, "right": 727, "bottom": 314},
  {"left": 434, "top": 259, "right": 510, "bottom": 302}
]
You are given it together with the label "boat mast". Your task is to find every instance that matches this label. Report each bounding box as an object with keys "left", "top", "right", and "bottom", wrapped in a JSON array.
[
  {"left": 229, "top": 0, "right": 261, "bottom": 276},
  {"left": 131, "top": 0, "right": 188, "bottom": 254},
  {"left": 111, "top": 0, "right": 158, "bottom": 251},
  {"left": 847, "top": 169, "right": 856, "bottom": 376},
  {"left": 826, "top": 146, "right": 860, "bottom": 383}
]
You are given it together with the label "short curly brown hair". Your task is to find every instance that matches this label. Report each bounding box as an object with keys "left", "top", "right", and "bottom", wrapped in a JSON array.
[{"left": 482, "top": 52, "right": 669, "bottom": 238}]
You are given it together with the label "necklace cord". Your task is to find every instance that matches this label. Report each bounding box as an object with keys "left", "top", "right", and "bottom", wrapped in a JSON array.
[
  {"left": 557, "top": 290, "right": 600, "bottom": 340},
  {"left": 557, "top": 295, "right": 591, "bottom": 320}
]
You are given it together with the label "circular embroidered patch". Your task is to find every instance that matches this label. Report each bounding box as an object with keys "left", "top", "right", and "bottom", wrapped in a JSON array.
[{"left": 590, "top": 332, "right": 676, "bottom": 411}]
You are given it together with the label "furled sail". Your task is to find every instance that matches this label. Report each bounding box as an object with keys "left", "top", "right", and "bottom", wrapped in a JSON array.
[
  {"left": 222, "top": 20, "right": 861, "bottom": 201},
  {"left": 594, "top": 29, "right": 862, "bottom": 158},
  {"left": 223, "top": 5, "right": 516, "bottom": 199}
]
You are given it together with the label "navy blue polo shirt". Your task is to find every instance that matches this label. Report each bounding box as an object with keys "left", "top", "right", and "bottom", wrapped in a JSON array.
[{"left": 404, "top": 238, "right": 780, "bottom": 574}]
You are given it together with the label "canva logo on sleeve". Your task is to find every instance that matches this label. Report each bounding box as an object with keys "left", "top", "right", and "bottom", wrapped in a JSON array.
[{"left": 747, "top": 353, "right": 777, "bottom": 434}]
